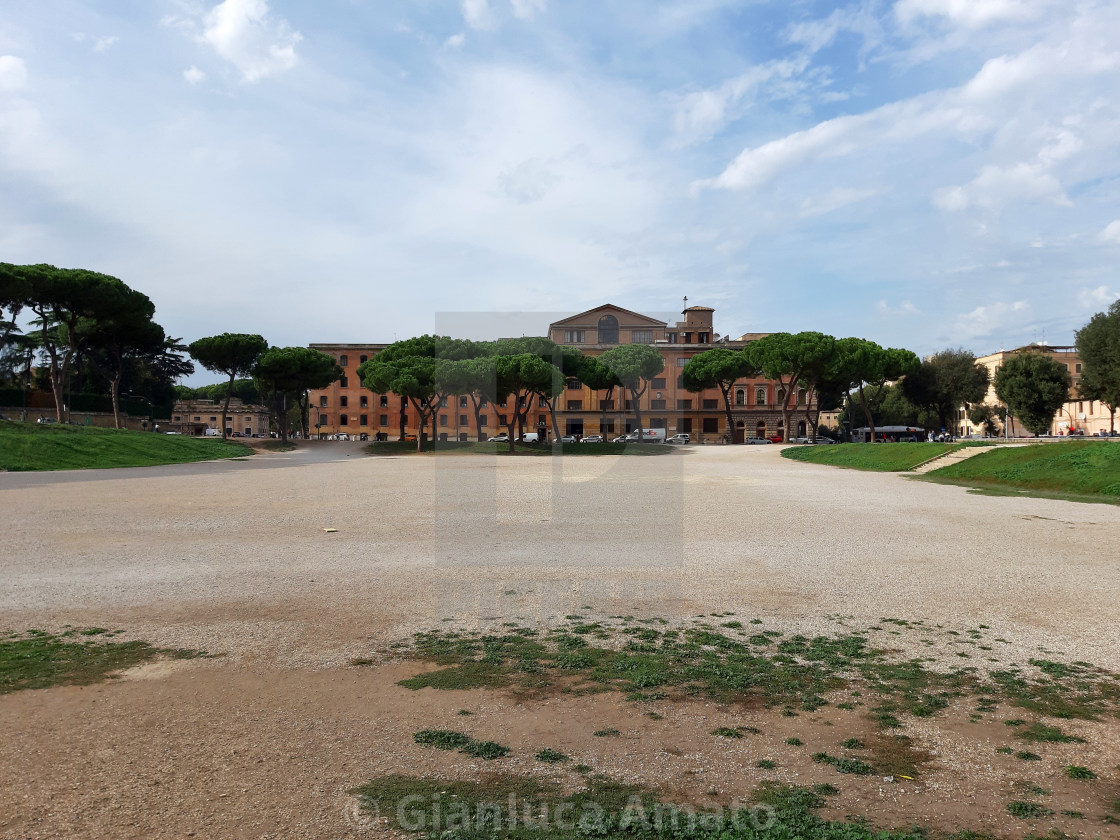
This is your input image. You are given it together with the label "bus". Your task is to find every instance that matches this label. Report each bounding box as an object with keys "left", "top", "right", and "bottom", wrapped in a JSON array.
[{"left": 851, "top": 425, "right": 925, "bottom": 443}]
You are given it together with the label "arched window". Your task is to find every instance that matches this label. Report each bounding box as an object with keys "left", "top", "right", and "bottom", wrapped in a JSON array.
[
  {"left": 755, "top": 388, "right": 766, "bottom": 405},
  {"left": 735, "top": 389, "right": 745, "bottom": 405},
  {"left": 777, "top": 388, "right": 786, "bottom": 404},
  {"left": 756, "top": 421, "right": 766, "bottom": 438},
  {"left": 797, "top": 421, "right": 806, "bottom": 437},
  {"left": 339, "top": 354, "right": 348, "bottom": 367},
  {"left": 797, "top": 388, "right": 806, "bottom": 406},
  {"left": 597, "top": 315, "right": 619, "bottom": 345}
]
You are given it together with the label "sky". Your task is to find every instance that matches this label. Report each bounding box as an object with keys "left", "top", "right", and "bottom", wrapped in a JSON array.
[{"left": 2, "top": 0, "right": 1119, "bottom": 384}]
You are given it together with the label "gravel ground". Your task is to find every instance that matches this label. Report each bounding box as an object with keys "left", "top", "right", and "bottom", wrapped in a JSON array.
[
  {"left": 2, "top": 443, "right": 1118, "bottom": 668},
  {"left": 3, "top": 443, "right": 1120, "bottom": 840}
]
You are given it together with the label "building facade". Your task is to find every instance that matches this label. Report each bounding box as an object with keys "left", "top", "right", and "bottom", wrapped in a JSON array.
[
  {"left": 307, "top": 304, "right": 818, "bottom": 443},
  {"left": 169, "top": 398, "right": 271, "bottom": 437}
]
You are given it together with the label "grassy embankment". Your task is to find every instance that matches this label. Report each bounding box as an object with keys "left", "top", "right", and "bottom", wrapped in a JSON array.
[
  {"left": 922, "top": 441, "right": 1120, "bottom": 504},
  {"left": 0, "top": 420, "right": 252, "bottom": 471},
  {"left": 365, "top": 440, "right": 674, "bottom": 456},
  {"left": 780, "top": 442, "right": 961, "bottom": 472}
]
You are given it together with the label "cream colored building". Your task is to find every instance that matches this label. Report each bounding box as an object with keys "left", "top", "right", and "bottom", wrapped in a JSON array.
[
  {"left": 958, "top": 344, "right": 1115, "bottom": 437},
  {"left": 169, "top": 398, "right": 270, "bottom": 437}
]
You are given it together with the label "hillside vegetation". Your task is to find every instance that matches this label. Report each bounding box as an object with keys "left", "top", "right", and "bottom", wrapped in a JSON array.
[
  {"left": 0, "top": 421, "right": 251, "bottom": 471},
  {"left": 781, "top": 442, "right": 959, "bottom": 472}
]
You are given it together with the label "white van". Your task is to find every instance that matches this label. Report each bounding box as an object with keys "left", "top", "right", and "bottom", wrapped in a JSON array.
[
  {"left": 638, "top": 429, "right": 667, "bottom": 443},
  {"left": 520, "top": 432, "right": 540, "bottom": 444},
  {"left": 204, "top": 428, "right": 221, "bottom": 437}
]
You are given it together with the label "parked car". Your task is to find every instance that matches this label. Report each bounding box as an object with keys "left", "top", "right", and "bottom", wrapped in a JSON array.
[
  {"left": 612, "top": 433, "right": 638, "bottom": 443},
  {"left": 581, "top": 434, "right": 604, "bottom": 443},
  {"left": 164, "top": 431, "right": 183, "bottom": 435},
  {"left": 400, "top": 433, "right": 417, "bottom": 442},
  {"left": 520, "top": 432, "right": 540, "bottom": 444},
  {"left": 666, "top": 433, "right": 690, "bottom": 444},
  {"left": 744, "top": 437, "right": 773, "bottom": 444},
  {"left": 812, "top": 437, "right": 836, "bottom": 444},
  {"left": 768, "top": 435, "right": 785, "bottom": 443},
  {"left": 36, "top": 417, "right": 57, "bottom": 424},
  {"left": 487, "top": 433, "right": 509, "bottom": 442},
  {"left": 559, "top": 434, "right": 578, "bottom": 443}
]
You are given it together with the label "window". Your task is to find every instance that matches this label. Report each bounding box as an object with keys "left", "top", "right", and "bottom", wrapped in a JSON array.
[
  {"left": 624, "top": 400, "right": 632, "bottom": 410},
  {"left": 440, "top": 397, "right": 448, "bottom": 407},
  {"left": 174, "top": 416, "right": 181, "bottom": 422},
  {"left": 680, "top": 418, "right": 692, "bottom": 433},
  {"left": 735, "top": 389, "right": 745, "bottom": 406},
  {"left": 210, "top": 416, "right": 217, "bottom": 422},
  {"left": 459, "top": 396, "right": 468, "bottom": 407},
  {"left": 519, "top": 396, "right": 527, "bottom": 407},
  {"left": 702, "top": 399, "right": 719, "bottom": 410},
  {"left": 193, "top": 416, "right": 200, "bottom": 422},
  {"left": 1076, "top": 363, "right": 1082, "bottom": 373},
  {"left": 567, "top": 400, "right": 583, "bottom": 410},
  {"left": 666, "top": 332, "right": 677, "bottom": 343},
  {"left": 651, "top": 377, "right": 666, "bottom": 389},
  {"left": 567, "top": 379, "right": 581, "bottom": 390},
  {"left": 698, "top": 333, "right": 709, "bottom": 344},
  {"left": 480, "top": 417, "right": 488, "bottom": 426},
  {"left": 683, "top": 333, "right": 692, "bottom": 344},
  {"left": 340, "top": 376, "right": 348, "bottom": 388},
  {"left": 340, "top": 414, "right": 348, "bottom": 426},
  {"left": 499, "top": 414, "right": 507, "bottom": 424},
  {"left": 797, "top": 389, "right": 806, "bottom": 406},
  {"left": 702, "top": 417, "right": 719, "bottom": 433},
  {"left": 360, "top": 396, "right": 368, "bottom": 407},
  {"left": 677, "top": 357, "right": 689, "bottom": 366},
  {"left": 359, "top": 355, "right": 367, "bottom": 364},
  {"left": 319, "top": 414, "right": 328, "bottom": 426},
  {"left": 440, "top": 415, "right": 448, "bottom": 426},
  {"left": 631, "top": 329, "right": 652, "bottom": 344},
  {"left": 599, "top": 399, "right": 614, "bottom": 410},
  {"left": 604, "top": 421, "right": 615, "bottom": 434},
  {"left": 650, "top": 400, "right": 666, "bottom": 410},
  {"left": 564, "top": 330, "right": 585, "bottom": 344},
  {"left": 597, "top": 314, "right": 619, "bottom": 344},
  {"left": 777, "top": 388, "right": 786, "bottom": 404},
  {"left": 379, "top": 414, "right": 388, "bottom": 426},
  {"left": 459, "top": 414, "right": 468, "bottom": 425},
  {"left": 340, "top": 396, "right": 348, "bottom": 407},
  {"left": 650, "top": 417, "right": 667, "bottom": 428},
  {"left": 339, "top": 354, "right": 348, "bottom": 367},
  {"left": 677, "top": 399, "right": 692, "bottom": 410},
  {"left": 359, "top": 414, "right": 368, "bottom": 426},
  {"left": 320, "top": 396, "right": 328, "bottom": 407},
  {"left": 756, "top": 388, "right": 766, "bottom": 405}
]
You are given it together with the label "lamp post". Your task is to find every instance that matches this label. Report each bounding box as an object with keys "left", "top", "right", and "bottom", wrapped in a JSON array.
[{"left": 124, "top": 393, "right": 154, "bottom": 431}]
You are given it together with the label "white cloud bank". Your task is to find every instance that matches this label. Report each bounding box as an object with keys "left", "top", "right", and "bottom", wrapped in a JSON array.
[
  {"left": 894, "top": 0, "right": 1051, "bottom": 28},
  {"left": 1101, "top": 220, "right": 1120, "bottom": 244},
  {"left": 0, "top": 55, "right": 28, "bottom": 92},
  {"left": 184, "top": 0, "right": 303, "bottom": 82}
]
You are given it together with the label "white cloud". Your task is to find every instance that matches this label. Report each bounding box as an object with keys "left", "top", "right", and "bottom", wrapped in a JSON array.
[
  {"left": 799, "top": 187, "right": 881, "bottom": 217},
  {"left": 93, "top": 36, "right": 119, "bottom": 53},
  {"left": 183, "top": 65, "right": 207, "bottom": 85},
  {"left": 444, "top": 32, "right": 466, "bottom": 49},
  {"left": 462, "top": 0, "right": 497, "bottom": 31},
  {"left": 509, "top": 0, "right": 547, "bottom": 20},
  {"left": 895, "top": 0, "right": 1049, "bottom": 28},
  {"left": 199, "top": 0, "right": 302, "bottom": 82},
  {"left": 1100, "top": 220, "right": 1120, "bottom": 244},
  {"left": 0, "top": 55, "right": 28, "bottom": 93},
  {"left": 671, "top": 58, "right": 812, "bottom": 147},
  {"left": 786, "top": 3, "right": 885, "bottom": 58},
  {"left": 876, "top": 300, "right": 919, "bottom": 315},
  {"left": 955, "top": 300, "right": 1030, "bottom": 338},
  {"left": 1078, "top": 286, "right": 1119, "bottom": 308}
]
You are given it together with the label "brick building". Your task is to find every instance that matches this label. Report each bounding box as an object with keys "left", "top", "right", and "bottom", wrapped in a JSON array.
[
  {"left": 308, "top": 304, "right": 815, "bottom": 443},
  {"left": 169, "top": 398, "right": 270, "bottom": 437}
]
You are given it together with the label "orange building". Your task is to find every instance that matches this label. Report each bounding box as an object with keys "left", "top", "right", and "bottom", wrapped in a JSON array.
[{"left": 308, "top": 304, "right": 815, "bottom": 443}]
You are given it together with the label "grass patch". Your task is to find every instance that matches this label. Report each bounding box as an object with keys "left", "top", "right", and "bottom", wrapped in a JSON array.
[
  {"left": 811, "top": 752, "right": 874, "bottom": 775},
  {"left": 921, "top": 441, "right": 1120, "bottom": 502},
  {"left": 1066, "top": 765, "right": 1096, "bottom": 780},
  {"left": 0, "top": 630, "right": 201, "bottom": 693},
  {"left": 1015, "top": 722, "right": 1086, "bottom": 744},
  {"left": 535, "top": 748, "right": 569, "bottom": 763},
  {"left": 711, "top": 727, "right": 743, "bottom": 738},
  {"left": 0, "top": 421, "right": 251, "bottom": 471},
  {"left": 413, "top": 729, "right": 510, "bottom": 760},
  {"left": 782, "top": 442, "right": 961, "bottom": 472},
  {"left": 593, "top": 728, "right": 621, "bottom": 738},
  {"left": 1007, "top": 801, "right": 1053, "bottom": 819},
  {"left": 351, "top": 774, "right": 931, "bottom": 840},
  {"left": 755, "top": 759, "right": 777, "bottom": 769}
]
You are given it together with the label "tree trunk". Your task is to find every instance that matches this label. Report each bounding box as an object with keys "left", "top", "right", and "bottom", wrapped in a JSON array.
[
  {"left": 221, "top": 373, "right": 235, "bottom": 439},
  {"left": 629, "top": 386, "right": 645, "bottom": 438},
  {"left": 471, "top": 394, "right": 485, "bottom": 441},
  {"left": 858, "top": 382, "right": 876, "bottom": 442},
  {"left": 505, "top": 417, "right": 517, "bottom": 453},
  {"left": 399, "top": 396, "right": 407, "bottom": 442},
  {"left": 109, "top": 374, "right": 122, "bottom": 429},
  {"left": 544, "top": 397, "right": 560, "bottom": 442},
  {"left": 720, "top": 382, "right": 736, "bottom": 444}
]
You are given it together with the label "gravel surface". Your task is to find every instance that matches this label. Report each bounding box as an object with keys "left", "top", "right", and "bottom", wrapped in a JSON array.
[
  {"left": 3, "top": 443, "right": 1120, "bottom": 840},
  {"left": 2, "top": 443, "right": 1117, "bottom": 668}
]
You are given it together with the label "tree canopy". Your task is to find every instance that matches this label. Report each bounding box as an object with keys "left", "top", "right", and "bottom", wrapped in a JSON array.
[
  {"left": 682, "top": 347, "right": 757, "bottom": 442},
  {"left": 254, "top": 347, "right": 341, "bottom": 440},
  {"left": 901, "top": 349, "right": 989, "bottom": 433},
  {"left": 599, "top": 343, "right": 664, "bottom": 435},
  {"left": 994, "top": 352, "right": 1072, "bottom": 436},
  {"left": 746, "top": 332, "right": 837, "bottom": 441},
  {"left": 1076, "top": 300, "right": 1120, "bottom": 433},
  {"left": 189, "top": 333, "right": 269, "bottom": 438}
]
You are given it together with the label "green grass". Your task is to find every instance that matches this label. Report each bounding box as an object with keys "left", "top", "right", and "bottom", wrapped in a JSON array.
[
  {"left": 350, "top": 774, "right": 931, "bottom": 840},
  {"left": 1066, "top": 765, "right": 1096, "bottom": 780},
  {"left": 781, "top": 442, "right": 961, "bottom": 472},
  {"left": 364, "top": 440, "right": 674, "bottom": 457},
  {"left": 391, "top": 619, "right": 1120, "bottom": 741},
  {"left": 1007, "top": 801, "right": 1053, "bottom": 819},
  {"left": 0, "top": 630, "right": 202, "bottom": 693},
  {"left": 535, "top": 748, "right": 569, "bottom": 763},
  {"left": 412, "top": 729, "right": 511, "bottom": 760},
  {"left": 0, "top": 420, "right": 251, "bottom": 471},
  {"left": 921, "top": 441, "right": 1120, "bottom": 502}
]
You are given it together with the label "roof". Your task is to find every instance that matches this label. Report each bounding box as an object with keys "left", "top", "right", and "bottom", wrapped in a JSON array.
[
  {"left": 549, "top": 303, "right": 668, "bottom": 328},
  {"left": 683, "top": 305, "right": 715, "bottom": 312}
]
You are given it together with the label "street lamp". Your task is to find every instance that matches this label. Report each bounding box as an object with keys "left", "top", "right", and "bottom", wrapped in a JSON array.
[{"left": 124, "top": 393, "right": 154, "bottom": 431}]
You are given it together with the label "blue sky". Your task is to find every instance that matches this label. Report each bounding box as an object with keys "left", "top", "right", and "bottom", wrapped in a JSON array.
[{"left": 2, "top": 0, "right": 1119, "bottom": 377}]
